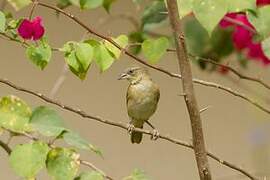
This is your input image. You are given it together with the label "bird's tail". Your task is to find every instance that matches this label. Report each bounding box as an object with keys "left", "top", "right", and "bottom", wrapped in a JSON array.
[{"left": 131, "top": 119, "right": 144, "bottom": 144}]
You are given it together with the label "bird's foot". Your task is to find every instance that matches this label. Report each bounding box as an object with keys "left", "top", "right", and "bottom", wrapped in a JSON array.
[
  {"left": 127, "top": 124, "right": 135, "bottom": 135},
  {"left": 151, "top": 129, "right": 159, "bottom": 140}
]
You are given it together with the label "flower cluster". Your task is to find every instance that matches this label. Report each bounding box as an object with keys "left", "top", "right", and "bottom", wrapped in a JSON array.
[
  {"left": 219, "top": 0, "right": 270, "bottom": 66},
  {"left": 18, "top": 16, "right": 45, "bottom": 41}
]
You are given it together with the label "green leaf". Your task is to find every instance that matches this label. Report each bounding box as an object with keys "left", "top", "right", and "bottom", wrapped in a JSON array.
[
  {"left": 61, "top": 42, "right": 89, "bottom": 80},
  {"left": 176, "top": 0, "right": 193, "bottom": 19},
  {"left": 141, "top": 1, "right": 167, "bottom": 30},
  {"left": 75, "top": 171, "right": 104, "bottom": 180},
  {"left": 193, "top": 0, "right": 228, "bottom": 35},
  {"left": 30, "top": 106, "right": 66, "bottom": 137},
  {"left": 80, "top": 0, "right": 103, "bottom": 9},
  {"left": 63, "top": 131, "right": 102, "bottom": 156},
  {"left": 104, "top": 35, "right": 128, "bottom": 59},
  {"left": 227, "top": 0, "right": 256, "bottom": 12},
  {"left": 7, "top": 0, "right": 31, "bottom": 10},
  {"left": 128, "top": 31, "right": 147, "bottom": 55},
  {"left": 247, "top": 6, "right": 270, "bottom": 39},
  {"left": 123, "top": 169, "right": 149, "bottom": 180},
  {"left": 46, "top": 148, "right": 80, "bottom": 180},
  {"left": 7, "top": 19, "right": 22, "bottom": 29},
  {"left": 0, "top": 11, "right": 6, "bottom": 32},
  {"left": 184, "top": 16, "right": 209, "bottom": 55},
  {"left": 0, "top": 95, "right": 31, "bottom": 133},
  {"left": 26, "top": 41, "right": 52, "bottom": 70},
  {"left": 103, "top": 0, "right": 115, "bottom": 12},
  {"left": 262, "top": 37, "right": 270, "bottom": 59},
  {"left": 142, "top": 37, "right": 169, "bottom": 64},
  {"left": 94, "top": 43, "right": 115, "bottom": 72},
  {"left": 75, "top": 42, "right": 94, "bottom": 71},
  {"left": 9, "top": 141, "right": 49, "bottom": 178}
]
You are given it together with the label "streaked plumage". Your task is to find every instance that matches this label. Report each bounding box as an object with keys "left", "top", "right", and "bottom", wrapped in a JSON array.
[{"left": 119, "top": 67, "right": 160, "bottom": 143}]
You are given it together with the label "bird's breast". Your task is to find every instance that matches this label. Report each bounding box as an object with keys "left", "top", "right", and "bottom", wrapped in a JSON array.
[{"left": 127, "top": 81, "right": 159, "bottom": 121}]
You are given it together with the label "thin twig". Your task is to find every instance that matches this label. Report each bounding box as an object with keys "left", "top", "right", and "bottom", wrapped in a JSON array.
[
  {"left": 29, "top": 0, "right": 38, "bottom": 20},
  {"left": 0, "top": 78, "right": 257, "bottom": 179},
  {"left": 0, "top": 33, "right": 29, "bottom": 48},
  {"left": 193, "top": 78, "right": 270, "bottom": 114},
  {"left": 80, "top": 160, "right": 113, "bottom": 180},
  {"left": 189, "top": 54, "right": 270, "bottom": 91},
  {"left": 199, "top": 106, "right": 211, "bottom": 114},
  {"left": 0, "top": 139, "right": 11, "bottom": 155}
]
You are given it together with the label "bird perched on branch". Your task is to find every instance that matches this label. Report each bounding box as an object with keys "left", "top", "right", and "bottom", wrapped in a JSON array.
[{"left": 118, "top": 67, "right": 160, "bottom": 144}]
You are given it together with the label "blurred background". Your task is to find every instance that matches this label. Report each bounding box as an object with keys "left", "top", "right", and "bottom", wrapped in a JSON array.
[{"left": 1, "top": 0, "right": 270, "bottom": 179}]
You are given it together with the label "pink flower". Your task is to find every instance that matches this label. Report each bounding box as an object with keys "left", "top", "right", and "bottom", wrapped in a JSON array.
[
  {"left": 220, "top": 13, "right": 255, "bottom": 50},
  {"left": 219, "top": 13, "right": 238, "bottom": 28},
  {"left": 218, "top": 13, "right": 270, "bottom": 66},
  {"left": 247, "top": 43, "right": 270, "bottom": 65},
  {"left": 18, "top": 16, "right": 45, "bottom": 40},
  {"left": 257, "top": 0, "right": 270, "bottom": 6},
  {"left": 232, "top": 26, "right": 253, "bottom": 50},
  {"left": 220, "top": 13, "right": 254, "bottom": 29}
]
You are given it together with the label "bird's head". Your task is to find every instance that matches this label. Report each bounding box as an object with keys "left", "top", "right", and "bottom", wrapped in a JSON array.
[{"left": 118, "top": 67, "right": 150, "bottom": 84}]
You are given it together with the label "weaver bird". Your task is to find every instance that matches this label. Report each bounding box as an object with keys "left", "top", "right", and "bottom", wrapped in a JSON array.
[{"left": 118, "top": 67, "right": 160, "bottom": 144}]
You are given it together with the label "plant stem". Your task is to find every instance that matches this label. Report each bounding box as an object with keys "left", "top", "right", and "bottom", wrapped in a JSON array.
[{"left": 166, "top": 0, "right": 212, "bottom": 179}]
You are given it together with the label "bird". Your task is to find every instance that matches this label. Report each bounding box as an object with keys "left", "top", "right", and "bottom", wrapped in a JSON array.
[{"left": 118, "top": 67, "right": 160, "bottom": 144}]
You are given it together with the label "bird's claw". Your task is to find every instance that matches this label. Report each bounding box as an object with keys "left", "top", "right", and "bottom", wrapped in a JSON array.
[
  {"left": 127, "top": 124, "right": 135, "bottom": 135},
  {"left": 151, "top": 129, "right": 159, "bottom": 140}
]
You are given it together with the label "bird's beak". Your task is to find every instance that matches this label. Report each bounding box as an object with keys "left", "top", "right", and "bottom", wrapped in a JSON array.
[{"left": 118, "top": 73, "right": 128, "bottom": 80}]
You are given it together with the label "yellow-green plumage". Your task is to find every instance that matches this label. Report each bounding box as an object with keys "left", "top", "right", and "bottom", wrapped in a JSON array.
[{"left": 120, "top": 67, "right": 160, "bottom": 144}]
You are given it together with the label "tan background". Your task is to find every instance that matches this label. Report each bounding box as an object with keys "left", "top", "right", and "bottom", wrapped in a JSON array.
[{"left": 1, "top": 0, "right": 270, "bottom": 179}]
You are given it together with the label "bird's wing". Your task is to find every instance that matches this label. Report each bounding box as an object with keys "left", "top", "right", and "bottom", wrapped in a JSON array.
[
  {"left": 126, "top": 84, "right": 132, "bottom": 107},
  {"left": 156, "top": 85, "right": 160, "bottom": 103}
]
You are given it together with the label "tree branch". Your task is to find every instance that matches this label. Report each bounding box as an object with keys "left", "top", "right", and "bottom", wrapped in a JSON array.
[
  {"left": 80, "top": 160, "right": 113, "bottom": 180},
  {"left": 189, "top": 54, "right": 270, "bottom": 91},
  {"left": 0, "top": 139, "right": 11, "bottom": 155},
  {"left": 166, "top": 0, "right": 211, "bottom": 179},
  {"left": 0, "top": 78, "right": 257, "bottom": 179}
]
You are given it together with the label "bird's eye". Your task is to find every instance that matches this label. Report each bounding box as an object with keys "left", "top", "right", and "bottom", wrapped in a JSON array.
[{"left": 128, "top": 69, "right": 134, "bottom": 74}]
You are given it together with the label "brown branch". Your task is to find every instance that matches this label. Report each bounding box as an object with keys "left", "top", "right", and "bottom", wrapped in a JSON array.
[
  {"left": 0, "top": 139, "right": 11, "bottom": 155},
  {"left": 193, "top": 78, "right": 270, "bottom": 114},
  {"left": 0, "top": 32, "right": 29, "bottom": 48},
  {"left": 167, "top": 0, "right": 211, "bottom": 179},
  {"left": 29, "top": 0, "right": 38, "bottom": 20},
  {"left": 0, "top": 79, "right": 258, "bottom": 179},
  {"left": 189, "top": 54, "right": 270, "bottom": 91},
  {"left": 80, "top": 160, "right": 113, "bottom": 180}
]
